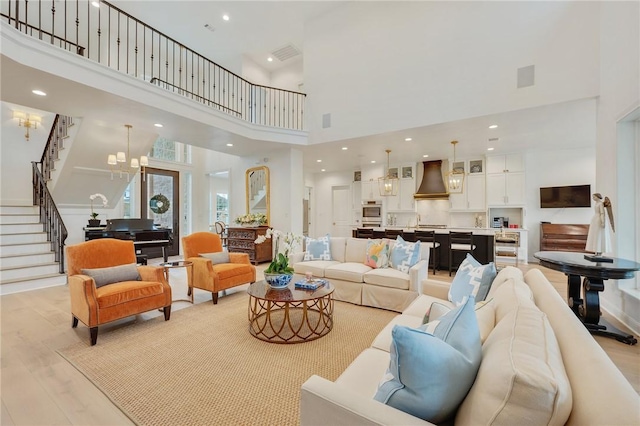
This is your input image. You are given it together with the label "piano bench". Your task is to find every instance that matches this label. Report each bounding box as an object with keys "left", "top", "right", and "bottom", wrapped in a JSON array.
[{"left": 136, "top": 254, "right": 148, "bottom": 265}]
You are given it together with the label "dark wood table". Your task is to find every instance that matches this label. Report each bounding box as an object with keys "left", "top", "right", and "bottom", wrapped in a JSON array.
[{"left": 534, "top": 251, "right": 640, "bottom": 345}]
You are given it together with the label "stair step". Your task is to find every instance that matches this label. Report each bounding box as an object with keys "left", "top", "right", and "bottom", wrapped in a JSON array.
[
  {"left": 0, "top": 232, "right": 48, "bottom": 245},
  {"left": 0, "top": 263, "right": 61, "bottom": 281},
  {"left": 0, "top": 273, "right": 66, "bottom": 295},
  {"left": 0, "top": 223, "right": 44, "bottom": 234},
  {"left": 0, "top": 252, "right": 56, "bottom": 268},
  {"left": 0, "top": 214, "right": 40, "bottom": 224},
  {"left": 0, "top": 242, "right": 52, "bottom": 256},
  {"left": 0, "top": 205, "right": 39, "bottom": 215}
]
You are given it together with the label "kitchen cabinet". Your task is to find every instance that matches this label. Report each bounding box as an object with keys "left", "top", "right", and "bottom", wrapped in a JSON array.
[
  {"left": 386, "top": 164, "right": 416, "bottom": 212},
  {"left": 449, "top": 158, "right": 485, "bottom": 211},
  {"left": 486, "top": 154, "right": 525, "bottom": 206},
  {"left": 361, "top": 179, "right": 382, "bottom": 201},
  {"left": 352, "top": 181, "right": 361, "bottom": 209}
]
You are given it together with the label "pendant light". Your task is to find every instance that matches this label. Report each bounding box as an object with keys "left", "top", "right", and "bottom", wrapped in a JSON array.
[
  {"left": 107, "top": 124, "right": 149, "bottom": 181},
  {"left": 446, "top": 140, "right": 464, "bottom": 193},
  {"left": 378, "top": 149, "right": 399, "bottom": 196}
]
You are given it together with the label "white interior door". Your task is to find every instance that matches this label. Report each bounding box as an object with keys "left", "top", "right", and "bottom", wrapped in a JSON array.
[{"left": 332, "top": 185, "right": 351, "bottom": 238}]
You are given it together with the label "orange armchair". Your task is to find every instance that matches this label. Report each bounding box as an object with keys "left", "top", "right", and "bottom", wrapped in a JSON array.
[
  {"left": 66, "top": 238, "right": 172, "bottom": 345},
  {"left": 182, "top": 232, "right": 256, "bottom": 304}
]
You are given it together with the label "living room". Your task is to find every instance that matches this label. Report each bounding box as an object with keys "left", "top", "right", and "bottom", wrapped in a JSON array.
[{"left": 0, "top": 1, "right": 638, "bottom": 424}]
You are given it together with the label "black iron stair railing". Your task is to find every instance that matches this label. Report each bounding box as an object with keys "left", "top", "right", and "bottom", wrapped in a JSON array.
[
  {"left": 41, "top": 114, "right": 73, "bottom": 182},
  {"left": 2, "top": 0, "right": 306, "bottom": 131},
  {"left": 32, "top": 162, "right": 68, "bottom": 274}
]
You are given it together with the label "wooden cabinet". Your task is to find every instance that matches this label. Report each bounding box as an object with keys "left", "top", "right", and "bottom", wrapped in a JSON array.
[
  {"left": 540, "top": 223, "right": 589, "bottom": 252},
  {"left": 227, "top": 226, "right": 272, "bottom": 265},
  {"left": 486, "top": 154, "right": 525, "bottom": 206}
]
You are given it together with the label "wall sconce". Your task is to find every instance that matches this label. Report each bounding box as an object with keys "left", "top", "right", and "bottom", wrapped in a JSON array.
[{"left": 13, "top": 111, "right": 42, "bottom": 141}]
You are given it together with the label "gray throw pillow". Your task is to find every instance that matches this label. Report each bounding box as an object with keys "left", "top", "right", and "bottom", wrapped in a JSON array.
[
  {"left": 81, "top": 263, "right": 141, "bottom": 288},
  {"left": 200, "top": 252, "right": 231, "bottom": 264}
]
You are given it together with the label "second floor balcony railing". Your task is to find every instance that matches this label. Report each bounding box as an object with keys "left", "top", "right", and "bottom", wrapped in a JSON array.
[{"left": 2, "top": 0, "right": 306, "bottom": 131}]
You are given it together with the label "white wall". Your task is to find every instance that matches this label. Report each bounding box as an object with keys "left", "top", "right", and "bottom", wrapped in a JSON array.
[
  {"left": 596, "top": 1, "right": 640, "bottom": 334},
  {"left": 304, "top": 1, "right": 600, "bottom": 144},
  {"left": 241, "top": 56, "right": 271, "bottom": 86},
  {"left": 524, "top": 147, "right": 596, "bottom": 260},
  {"left": 271, "top": 61, "right": 304, "bottom": 92},
  {"left": 311, "top": 170, "right": 354, "bottom": 237},
  {"left": 0, "top": 103, "right": 54, "bottom": 205}
]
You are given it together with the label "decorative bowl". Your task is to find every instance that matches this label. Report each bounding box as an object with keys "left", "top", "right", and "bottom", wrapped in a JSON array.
[{"left": 264, "top": 272, "right": 293, "bottom": 289}]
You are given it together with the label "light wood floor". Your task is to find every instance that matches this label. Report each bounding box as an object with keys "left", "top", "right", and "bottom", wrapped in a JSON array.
[{"left": 1, "top": 260, "right": 638, "bottom": 425}]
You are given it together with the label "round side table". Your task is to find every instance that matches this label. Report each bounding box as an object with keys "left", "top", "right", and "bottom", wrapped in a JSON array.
[{"left": 159, "top": 260, "right": 194, "bottom": 303}]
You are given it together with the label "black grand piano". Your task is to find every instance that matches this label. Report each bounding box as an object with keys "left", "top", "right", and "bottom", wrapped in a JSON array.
[{"left": 84, "top": 218, "right": 174, "bottom": 262}]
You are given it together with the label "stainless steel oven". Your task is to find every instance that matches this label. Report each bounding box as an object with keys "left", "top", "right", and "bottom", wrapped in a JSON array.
[{"left": 362, "top": 201, "right": 382, "bottom": 224}]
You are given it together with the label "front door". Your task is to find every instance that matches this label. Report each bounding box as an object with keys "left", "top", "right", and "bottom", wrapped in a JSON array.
[{"left": 140, "top": 167, "right": 180, "bottom": 259}]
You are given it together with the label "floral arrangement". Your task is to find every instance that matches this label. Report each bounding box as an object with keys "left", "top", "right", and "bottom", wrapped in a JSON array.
[
  {"left": 89, "top": 193, "right": 108, "bottom": 219},
  {"left": 234, "top": 213, "right": 267, "bottom": 226},
  {"left": 255, "top": 229, "right": 302, "bottom": 274}
]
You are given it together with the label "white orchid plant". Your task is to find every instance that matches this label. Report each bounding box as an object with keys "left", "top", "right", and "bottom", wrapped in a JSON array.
[
  {"left": 255, "top": 229, "right": 302, "bottom": 274},
  {"left": 89, "top": 193, "right": 108, "bottom": 219}
]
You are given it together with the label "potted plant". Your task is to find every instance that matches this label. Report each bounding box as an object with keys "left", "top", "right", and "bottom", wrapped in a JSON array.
[
  {"left": 88, "top": 193, "right": 108, "bottom": 227},
  {"left": 255, "top": 229, "right": 302, "bottom": 288}
]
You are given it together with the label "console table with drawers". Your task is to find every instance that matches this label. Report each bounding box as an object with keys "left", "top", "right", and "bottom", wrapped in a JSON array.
[{"left": 227, "top": 226, "right": 272, "bottom": 265}]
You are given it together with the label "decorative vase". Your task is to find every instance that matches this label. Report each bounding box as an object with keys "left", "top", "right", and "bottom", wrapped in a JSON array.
[
  {"left": 264, "top": 272, "right": 293, "bottom": 289},
  {"left": 88, "top": 219, "right": 101, "bottom": 227}
]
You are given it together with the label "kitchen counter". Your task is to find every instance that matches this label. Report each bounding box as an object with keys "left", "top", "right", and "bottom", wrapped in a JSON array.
[{"left": 359, "top": 227, "right": 527, "bottom": 236}]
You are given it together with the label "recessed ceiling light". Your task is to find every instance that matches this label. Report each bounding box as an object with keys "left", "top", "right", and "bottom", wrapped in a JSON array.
[
  {"left": 342, "top": 147, "right": 348, "bottom": 150},
  {"left": 422, "top": 154, "right": 429, "bottom": 158},
  {"left": 226, "top": 143, "right": 233, "bottom": 147},
  {"left": 91, "top": 1, "right": 100, "bottom": 8},
  {"left": 321, "top": 169, "right": 326, "bottom": 172},
  {"left": 489, "top": 124, "right": 498, "bottom": 129},
  {"left": 405, "top": 137, "right": 412, "bottom": 141},
  {"left": 267, "top": 57, "right": 273, "bottom": 62},
  {"left": 222, "top": 14, "right": 230, "bottom": 21},
  {"left": 316, "top": 159, "right": 322, "bottom": 163},
  {"left": 487, "top": 147, "right": 495, "bottom": 151},
  {"left": 371, "top": 160, "right": 376, "bottom": 164},
  {"left": 154, "top": 123, "right": 163, "bottom": 128},
  {"left": 32, "top": 89, "right": 46, "bottom": 96}
]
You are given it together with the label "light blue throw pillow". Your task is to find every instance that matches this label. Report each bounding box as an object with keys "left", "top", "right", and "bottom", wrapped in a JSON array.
[
  {"left": 374, "top": 296, "right": 482, "bottom": 423},
  {"left": 448, "top": 253, "right": 497, "bottom": 305},
  {"left": 303, "top": 234, "right": 332, "bottom": 261},
  {"left": 389, "top": 235, "right": 421, "bottom": 273}
]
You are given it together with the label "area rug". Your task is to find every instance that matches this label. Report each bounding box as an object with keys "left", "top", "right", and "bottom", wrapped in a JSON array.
[{"left": 58, "top": 292, "right": 397, "bottom": 426}]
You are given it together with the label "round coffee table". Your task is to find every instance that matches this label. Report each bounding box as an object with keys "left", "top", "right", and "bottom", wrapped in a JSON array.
[{"left": 247, "top": 279, "right": 334, "bottom": 343}]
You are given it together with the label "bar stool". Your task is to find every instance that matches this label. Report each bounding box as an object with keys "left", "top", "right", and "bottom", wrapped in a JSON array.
[
  {"left": 385, "top": 229, "right": 404, "bottom": 240},
  {"left": 415, "top": 230, "right": 440, "bottom": 275},
  {"left": 448, "top": 231, "right": 476, "bottom": 276},
  {"left": 356, "top": 228, "right": 374, "bottom": 239},
  {"left": 372, "top": 230, "right": 386, "bottom": 239}
]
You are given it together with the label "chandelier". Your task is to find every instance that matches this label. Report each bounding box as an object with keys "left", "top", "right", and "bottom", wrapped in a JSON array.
[
  {"left": 446, "top": 140, "right": 464, "bottom": 193},
  {"left": 378, "top": 149, "right": 399, "bottom": 196},
  {"left": 107, "top": 124, "right": 148, "bottom": 181}
]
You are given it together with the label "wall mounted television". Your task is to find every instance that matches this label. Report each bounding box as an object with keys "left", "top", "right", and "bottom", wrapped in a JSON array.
[{"left": 539, "top": 184, "right": 591, "bottom": 208}]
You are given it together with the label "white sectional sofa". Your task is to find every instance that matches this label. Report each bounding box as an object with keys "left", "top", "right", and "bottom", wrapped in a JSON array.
[
  {"left": 290, "top": 237, "right": 430, "bottom": 312},
  {"left": 300, "top": 267, "right": 640, "bottom": 425}
]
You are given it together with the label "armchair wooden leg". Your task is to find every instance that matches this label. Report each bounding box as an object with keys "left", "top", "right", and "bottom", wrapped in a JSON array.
[
  {"left": 164, "top": 306, "right": 171, "bottom": 321},
  {"left": 90, "top": 327, "right": 98, "bottom": 346},
  {"left": 187, "top": 287, "right": 192, "bottom": 296},
  {"left": 212, "top": 292, "right": 219, "bottom": 304},
  {"left": 72, "top": 316, "right": 78, "bottom": 328}
]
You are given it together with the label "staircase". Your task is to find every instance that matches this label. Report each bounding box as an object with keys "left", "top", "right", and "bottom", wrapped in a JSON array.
[{"left": 0, "top": 206, "right": 66, "bottom": 294}]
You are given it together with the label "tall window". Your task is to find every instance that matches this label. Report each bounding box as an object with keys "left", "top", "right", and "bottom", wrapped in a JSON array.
[
  {"left": 216, "top": 193, "right": 229, "bottom": 224},
  {"left": 150, "top": 137, "right": 191, "bottom": 164}
]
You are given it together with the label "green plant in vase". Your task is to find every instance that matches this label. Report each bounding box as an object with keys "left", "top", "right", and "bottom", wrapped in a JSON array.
[{"left": 255, "top": 229, "right": 302, "bottom": 288}]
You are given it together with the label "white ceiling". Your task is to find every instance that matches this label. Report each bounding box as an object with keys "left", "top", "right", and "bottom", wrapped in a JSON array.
[{"left": 1, "top": 1, "right": 597, "bottom": 175}]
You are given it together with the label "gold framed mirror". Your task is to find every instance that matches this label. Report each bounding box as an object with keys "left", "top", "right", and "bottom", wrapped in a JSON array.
[{"left": 245, "top": 166, "right": 270, "bottom": 224}]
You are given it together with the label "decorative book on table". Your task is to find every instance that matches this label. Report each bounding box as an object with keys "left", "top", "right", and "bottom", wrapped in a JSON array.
[{"left": 295, "top": 278, "right": 328, "bottom": 290}]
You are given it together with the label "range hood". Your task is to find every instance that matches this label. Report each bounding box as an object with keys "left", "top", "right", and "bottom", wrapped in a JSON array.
[{"left": 414, "top": 160, "right": 449, "bottom": 200}]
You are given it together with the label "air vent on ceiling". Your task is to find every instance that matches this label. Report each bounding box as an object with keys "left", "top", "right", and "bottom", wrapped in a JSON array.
[
  {"left": 488, "top": 137, "right": 499, "bottom": 142},
  {"left": 270, "top": 44, "right": 301, "bottom": 62}
]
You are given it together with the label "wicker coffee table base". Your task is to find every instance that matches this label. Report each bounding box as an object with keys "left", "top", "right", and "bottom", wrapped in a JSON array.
[{"left": 248, "top": 295, "right": 334, "bottom": 343}]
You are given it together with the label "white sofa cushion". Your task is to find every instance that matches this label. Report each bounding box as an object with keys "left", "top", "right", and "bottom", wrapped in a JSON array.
[
  {"left": 330, "top": 237, "right": 347, "bottom": 263},
  {"left": 293, "top": 260, "right": 341, "bottom": 278},
  {"left": 325, "top": 262, "right": 372, "bottom": 282},
  {"left": 364, "top": 268, "right": 410, "bottom": 290},
  {"left": 335, "top": 348, "right": 391, "bottom": 398},
  {"left": 374, "top": 297, "right": 482, "bottom": 423},
  {"left": 371, "top": 314, "right": 423, "bottom": 352},
  {"left": 345, "top": 238, "right": 369, "bottom": 263},
  {"left": 491, "top": 277, "right": 535, "bottom": 322},
  {"left": 486, "top": 265, "right": 524, "bottom": 299},
  {"left": 456, "top": 305, "right": 572, "bottom": 426},
  {"left": 402, "top": 294, "right": 455, "bottom": 318}
]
